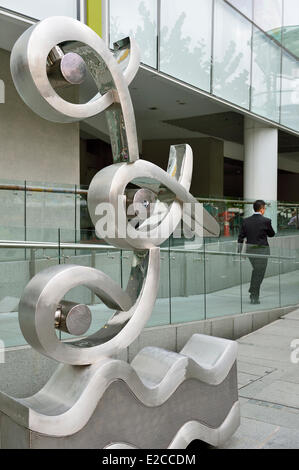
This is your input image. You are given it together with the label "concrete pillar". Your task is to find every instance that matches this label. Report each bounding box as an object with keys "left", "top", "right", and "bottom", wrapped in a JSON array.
[
  {"left": 199, "top": 138, "right": 224, "bottom": 198},
  {"left": 0, "top": 48, "right": 80, "bottom": 184},
  {"left": 244, "top": 117, "right": 278, "bottom": 231}
]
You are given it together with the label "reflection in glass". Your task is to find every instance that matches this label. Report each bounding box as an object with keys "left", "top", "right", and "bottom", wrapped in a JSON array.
[
  {"left": 205, "top": 242, "right": 242, "bottom": 318},
  {"left": 282, "top": 0, "right": 299, "bottom": 58},
  {"left": 227, "top": 0, "right": 253, "bottom": 19},
  {"left": 253, "top": 0, "right": 283, "bottom": 41},
  {"left": 0, "top": 179, "right": 25, "bottom": 241},
  {"left": 26, "top": 181, "right": 78, "bottom": 242},
  {"left": 160, "top": 0, "right": 212, "bottom": 91},
  {"left": 284, "top": 0, "right": 299, "bottom": 27},
  {"left": 251, "top": 28, "right": 281, "bottom": 122},
  {"left": 213, "top": 0, "right": 251, "bottom": 109},
  {"left": 280, "top": 253, "right": 299, "bottom": 308},
  {"left": 109, "top": 0, "right": 157, "bottom": 68},
  {"left": 169, "top": 243, "right": 205, "bottom": 324},
  {"left": 280, "top": 51, "right": 299, "bottom": 131},
  {"left": 241, "top": 244, "right": 280, "bottom": 312},
  {"left": 148, "top": 241, "right": 171, "bottom": 327},
  {"left": 0, "top": 0, "right": 77, "bottom": 19}
]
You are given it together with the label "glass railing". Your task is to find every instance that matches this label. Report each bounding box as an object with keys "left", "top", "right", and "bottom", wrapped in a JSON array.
[
  {"left": 0, "top": 231, "right": 298, "bottom": 349},
  {"left": 0, "top": 177, "right": 299, "bottom": 242},
  {"left": 201, "top": 198, "right": 299, "bottom": 238},
  {"left": 0, "top": 179, "right": 93, "bottom": 243}
]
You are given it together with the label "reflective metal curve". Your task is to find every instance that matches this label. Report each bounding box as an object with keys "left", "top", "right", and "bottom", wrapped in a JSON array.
[{"left": 11, "top": 16, "right": 220, "bottom": 365}]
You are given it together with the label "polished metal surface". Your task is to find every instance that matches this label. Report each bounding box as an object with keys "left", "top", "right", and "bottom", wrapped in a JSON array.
[
  {"left": 55, "top": 301, "right": 92, "bottom": 336},
  {"left": 10, "top": 16, "right": 140, "bottom": 163},
  {"left": 0, "top": 240, "right": 293, "bottom": 261},
  {"left": 60, "top": 53, "right": 87, "bottom": 85},
  {"left": 88, "top": 145, "right": 220, "bottom": 251},
  {"left": 18, "top": 248, "right": 159, "bottom": 364},
  {"left": 0, "top": 334, "right": 239, "bottom": 447},
  {"left": 47, "top": 52, "right": 87, "bottom": 89},
  {"left": 132, "top": 188, "right": 157, "bottom": 219},
  {"left": 2, "top": 16, "right": 239, "bottom": 450},
  {"left": 11, "top": 16, "right": 219, "bottom": 364}
]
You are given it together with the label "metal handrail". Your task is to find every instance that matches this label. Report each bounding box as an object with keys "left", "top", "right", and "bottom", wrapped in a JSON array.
[
  {"left": 0, "top": 240, "right": 113, "bottom": 250},
  {"left": 171, "top": 248, "right": 296, "bottom": 260},
  {"left": 0, "top": 184, "right": 88, "bottom": 195},
  {"left": 0, "top": 240, "right": 296, "bottom": 260},
  {"left": 0, "top": 182, "right": 298, "bottom": 207}
]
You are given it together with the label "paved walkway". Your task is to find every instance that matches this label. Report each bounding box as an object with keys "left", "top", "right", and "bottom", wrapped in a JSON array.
[{"left": 220, "top": 308, "right": 299, "bottom": 449}]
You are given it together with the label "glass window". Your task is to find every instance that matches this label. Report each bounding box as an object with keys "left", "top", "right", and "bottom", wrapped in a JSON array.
[
  {"left": 227, "top": 0, "right": 253, "bottom": 19},
  {"left": 213, "top": 0, "right": 252, "bottom": 109},
  {"left": 159, "top": 0, "right": 212, "bottom": 92},
  {"left": 0, "top": 0, "right": 77, "bottom": 19},
  {"left": 284, "top": 0, "right": 299, "bottom": 26},
  {"left": 253, "top": 0, "right": 283, "bottom": 42},
  {"left": 280, "top": 51, "right": 299, "bottom": 132},
  {"left": 251, "top": 28, "right": 281, "bottom": 122},
  {"left": 283, "top": 0, "right": 299, "bottom": 58},
  {"left": 109, "top": 0, "right": 157, "bottom": 68}
]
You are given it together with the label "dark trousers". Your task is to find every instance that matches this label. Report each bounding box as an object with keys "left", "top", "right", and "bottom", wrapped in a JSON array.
[{"left": 247, "top": 246, "right": 269, "bottom": 298}]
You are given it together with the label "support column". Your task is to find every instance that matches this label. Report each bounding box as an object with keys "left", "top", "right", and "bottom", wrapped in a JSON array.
[{"left": 244, "top": 117, "right": 278, "bottom": 231}]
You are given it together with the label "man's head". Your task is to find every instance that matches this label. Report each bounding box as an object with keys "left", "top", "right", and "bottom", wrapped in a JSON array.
[{"left": 253, "top": 200, "right": 266, "bottom": 215}]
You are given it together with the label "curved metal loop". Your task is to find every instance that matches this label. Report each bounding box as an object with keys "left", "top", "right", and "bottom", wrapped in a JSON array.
[
  {"left": 18, "top": 249, "right": 160, "bottom": 365},
  {"left": 88, "top": 144, "right": 220, "bottom": 250},
  {"left": 112, "top": 36, "right": 140, "bottom": 86},
  {"left": 10, "top": 16, "right": 140, "bottom": 162},
  {"left": 11, "top": 17, "right": 220, "bottom": 364}
]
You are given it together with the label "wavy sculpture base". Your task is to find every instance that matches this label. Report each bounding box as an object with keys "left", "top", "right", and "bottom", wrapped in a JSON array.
[{"left": 0, "top": 334, "right": 240, "bottom": 449}]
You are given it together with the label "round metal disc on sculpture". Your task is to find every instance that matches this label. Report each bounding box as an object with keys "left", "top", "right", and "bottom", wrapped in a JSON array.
[
  {"left": 10, "top": 16, "right": 140, "bottom": 164},
  {"left": 55, "top": 302, "right": 92, "bottom": 336},
  {"left": 18, "top": 253, "right": 160, "bottom": 365},
  {"left": 133, "top": 188, "right": 156, "bottom": 218},
  {"left": 60, "top": 53, "right": 87, "bottom": 85},
  {"left": 64, "top": 304, "right": 91, "bottom": 335}
]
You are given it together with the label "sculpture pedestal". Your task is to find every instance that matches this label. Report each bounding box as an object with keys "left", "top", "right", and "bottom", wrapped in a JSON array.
[{"left": 0, "top": 334, "right": 240, "bottom": 449}]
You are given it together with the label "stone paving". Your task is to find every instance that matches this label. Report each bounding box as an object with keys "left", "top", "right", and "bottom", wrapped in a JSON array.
[{"left": 220, "top": 308, "right": 299, "bottom": 449}]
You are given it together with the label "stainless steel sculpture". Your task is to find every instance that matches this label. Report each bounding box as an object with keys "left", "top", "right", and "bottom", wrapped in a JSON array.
[{"left": 0, "top": 16, "right": 240, "bottom": 449}]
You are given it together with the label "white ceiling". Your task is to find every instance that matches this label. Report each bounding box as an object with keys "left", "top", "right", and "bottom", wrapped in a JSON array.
[{"left": 83, "top": 66, "right": 230, "bottom": 142}]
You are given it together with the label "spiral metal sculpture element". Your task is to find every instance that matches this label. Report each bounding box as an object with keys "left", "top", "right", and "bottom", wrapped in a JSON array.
[
  {"left": 10, "top": 16, "right": 219, "bottom": 365},
  {"left": 0, "top": 17, "right": 240, "bottom": 449}
]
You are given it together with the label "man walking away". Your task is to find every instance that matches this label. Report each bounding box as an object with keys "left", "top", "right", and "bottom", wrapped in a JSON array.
[{"left": 238, "top": 200, "right": 275, "bottom": 304}]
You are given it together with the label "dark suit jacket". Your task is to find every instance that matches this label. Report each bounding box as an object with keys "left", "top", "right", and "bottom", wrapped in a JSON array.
[{"left": 238, "top": 214, "right": 275, "bottom": 252}]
